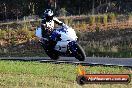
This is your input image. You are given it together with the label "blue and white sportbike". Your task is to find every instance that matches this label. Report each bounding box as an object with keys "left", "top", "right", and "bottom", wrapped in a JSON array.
[{"left": 35, "top": 24, "right": 86, "bottom": 61}]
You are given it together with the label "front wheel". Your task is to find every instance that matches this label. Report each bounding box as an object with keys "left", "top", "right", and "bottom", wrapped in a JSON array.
[
  {"left": 69, "top": 42, "right": 86, "bottom": 61},
  {"left": 75, "top": 44, "right": 86, "bottom": 61}
]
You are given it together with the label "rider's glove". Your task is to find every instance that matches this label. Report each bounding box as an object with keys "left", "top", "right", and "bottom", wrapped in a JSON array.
[{"left": 62, "top": 23, "right": 68, "bottom": 29}]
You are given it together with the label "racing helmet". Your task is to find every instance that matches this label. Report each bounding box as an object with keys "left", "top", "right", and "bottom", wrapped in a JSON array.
[{"left": 44, "top": 9, "right": 54, "bottom": 21}]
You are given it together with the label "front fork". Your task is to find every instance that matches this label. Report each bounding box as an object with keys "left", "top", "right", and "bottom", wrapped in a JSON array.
[{"left": 68, "top": 41, "right": 77, "bottom": 55}]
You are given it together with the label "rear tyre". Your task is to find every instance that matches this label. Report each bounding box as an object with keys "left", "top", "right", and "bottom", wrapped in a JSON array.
[
  {"left": 45, "top": 49, "right": 60, "bottom": 60},
  {"left": 74, "top": 44, "right": 86, "bottom": 61},
  {"left": 40, "top": 42, "right": 60, "bottom": 60}
]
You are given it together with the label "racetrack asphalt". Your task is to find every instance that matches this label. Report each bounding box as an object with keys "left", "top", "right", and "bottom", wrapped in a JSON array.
[{"left": 0, "top": 57, "right": 132, "bottom": 67}]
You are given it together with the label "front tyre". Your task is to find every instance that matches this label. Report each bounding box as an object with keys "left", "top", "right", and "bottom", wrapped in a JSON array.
[{"left": 75, "top": 44, "right": 86, "bottom": 61}]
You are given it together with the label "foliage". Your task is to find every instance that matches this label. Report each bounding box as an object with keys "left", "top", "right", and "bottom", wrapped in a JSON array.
[
  {"left": 57, "top": 8, "right": 67, "bottom": 16},
  {"left": 89, "top": 15, "right": 95, "bottom": 25},
  {"left": 1, "top": 0, "right": 132, "bottom": 21},
  {"left": 108, "top": 13, "right": 116, "bottom": 23},
  {"left": 96, "top": 15, "right": 101, "bottom": 24},
  {"left": 0, "top": 15, "right": 132, "bottom": 57},
  {"left": 103, "top": 15, "right": 108, "bottom": 25},
  {"left": 0, "top": 30, "right": 6, "bottom": 39}
]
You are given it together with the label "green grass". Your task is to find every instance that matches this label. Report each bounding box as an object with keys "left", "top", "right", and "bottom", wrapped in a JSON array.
[{"left": 0, "top": 60, "right": 132, "bottom": 88}]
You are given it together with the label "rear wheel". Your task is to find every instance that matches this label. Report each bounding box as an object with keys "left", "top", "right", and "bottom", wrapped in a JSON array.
[
  {"left": 45, "top": 49, "right": 60, "bottom": 60},
  {"left": 75, "top": 44, "right": 86, "bottom": 61},
  {"left": 40, "top": 42, "right": 60, "bottom": 60}
]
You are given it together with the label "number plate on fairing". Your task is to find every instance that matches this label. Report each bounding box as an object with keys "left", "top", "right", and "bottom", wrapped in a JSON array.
[{"left": 54, "top": 41, "right": 69, "bottom": 52}]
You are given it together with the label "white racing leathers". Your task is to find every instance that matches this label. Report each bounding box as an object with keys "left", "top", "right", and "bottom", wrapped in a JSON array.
[{"left": 41, "top": 17, "right": 63, "bottom": 30}]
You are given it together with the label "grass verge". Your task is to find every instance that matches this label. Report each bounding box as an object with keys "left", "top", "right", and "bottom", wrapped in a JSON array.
[{"left": 0, "top": 60, "right": 132, "bottom": 88}]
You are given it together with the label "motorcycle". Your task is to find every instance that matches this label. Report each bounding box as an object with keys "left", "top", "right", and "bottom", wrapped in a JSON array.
[{"left": 35, "top": 24, "right": 86, "bottom": 61}]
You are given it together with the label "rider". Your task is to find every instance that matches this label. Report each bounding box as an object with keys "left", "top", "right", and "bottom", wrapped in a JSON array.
[{"left": 41, "top": 9, "right": 65, "bottom": 49}]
